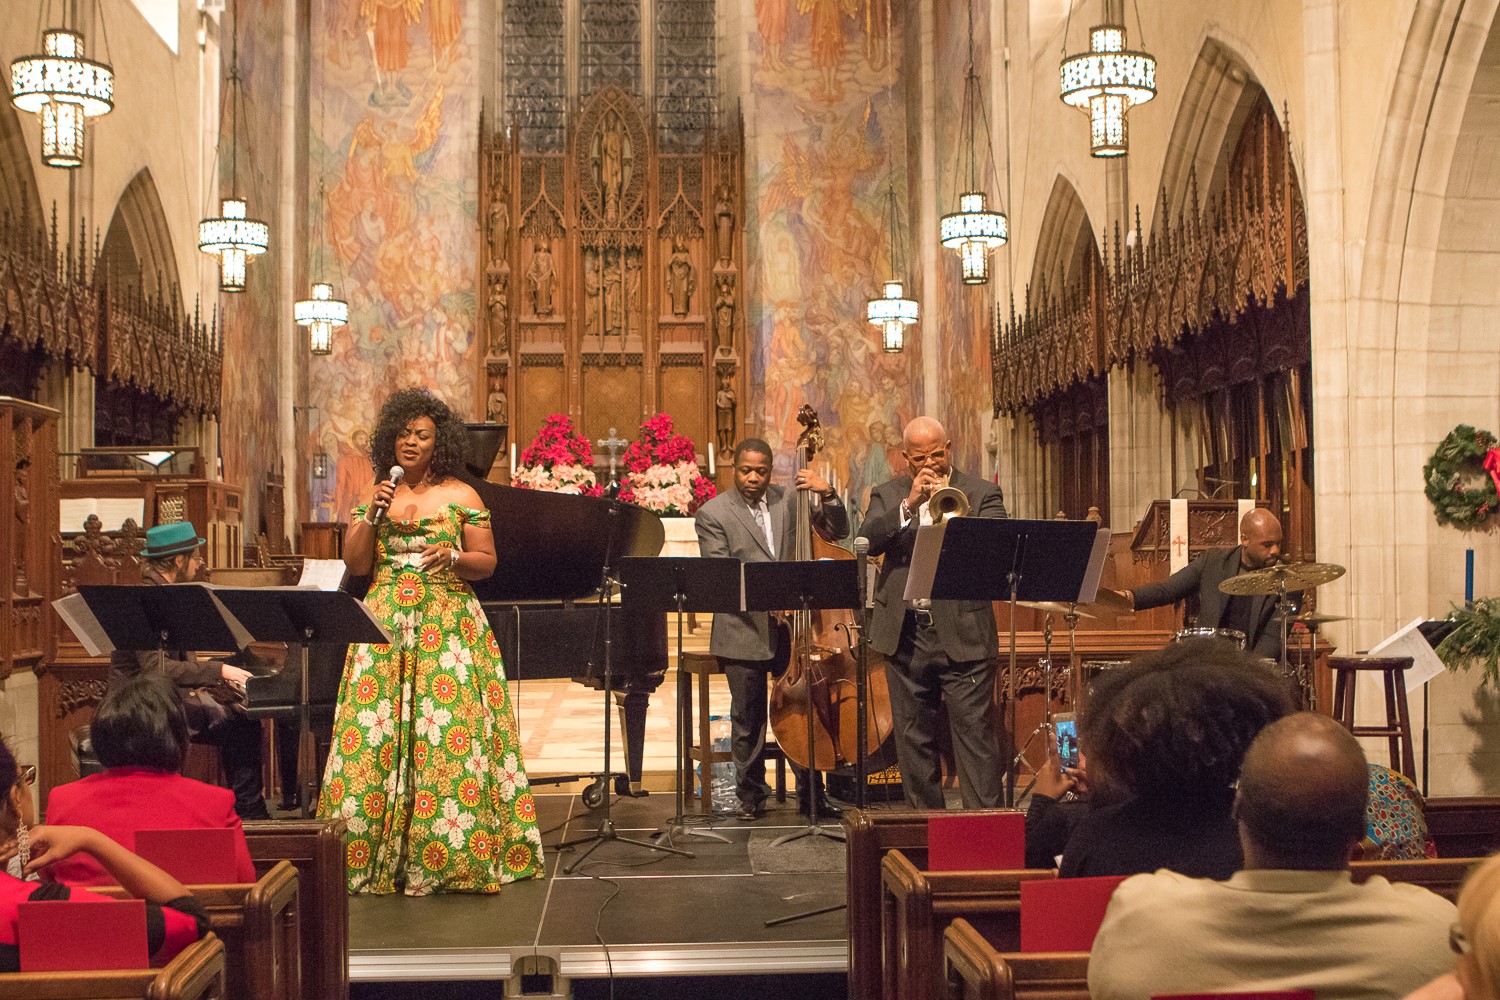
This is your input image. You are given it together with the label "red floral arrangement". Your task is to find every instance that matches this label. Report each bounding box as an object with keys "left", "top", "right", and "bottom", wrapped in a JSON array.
[
  {"left": 615, "top": 413, "right": 717, "bottom": 515},
  {"left": 513, "top": 414, "right": 601, "bottom": 496}
]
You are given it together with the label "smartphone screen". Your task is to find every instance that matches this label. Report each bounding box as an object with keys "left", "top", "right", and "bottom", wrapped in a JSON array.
[{"left": 1053, "top": 714, "right": 1079, "bottom": 770}]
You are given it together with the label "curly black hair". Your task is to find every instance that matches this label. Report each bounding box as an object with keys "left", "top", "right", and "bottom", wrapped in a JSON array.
[
  {"left": 1080, "top": 639, "right": 1295, "bottom": 806},
  {"left": 369, "top": 387, "right": 471, "bottom": 482}
]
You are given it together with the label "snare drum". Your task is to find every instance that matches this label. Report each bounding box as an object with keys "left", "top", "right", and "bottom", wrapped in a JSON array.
[
  {"left": 1080, "top": 660, "right": 1134, "bottom": 708},
  {"left": 1172, "top": 627, "right": 1247, "bottom": 649}
]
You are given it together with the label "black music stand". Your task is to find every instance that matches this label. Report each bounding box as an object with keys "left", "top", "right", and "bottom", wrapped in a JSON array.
[
  {"left": 211, "top": 587, "right": 390, "bottom": 818},
  {"left": 619, "top": 556, "right": 742, "bottom": 847},
  {"left": 74, "top": 583, "right": 251, "bottom": 657},
  {"left": 915, "top": 518, "right": 1099, "bottom": 807},
  {"left": 743, "top": 559, "right": 859, "bottom": 848},
  {"left": 554, "top": 504, "right": 692, "bottom": 873}
]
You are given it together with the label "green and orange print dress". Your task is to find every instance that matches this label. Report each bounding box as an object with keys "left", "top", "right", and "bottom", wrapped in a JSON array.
[{"left": 318, "top": 503, "right": 543, "bottom": 894}]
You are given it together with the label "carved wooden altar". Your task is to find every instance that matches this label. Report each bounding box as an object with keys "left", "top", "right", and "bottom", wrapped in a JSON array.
[
  {"left": 480, "top": 92, "right": 744, "bottom": 476},
  {"left": 0, "top": 397, "right": 59, "bottom": 679}
]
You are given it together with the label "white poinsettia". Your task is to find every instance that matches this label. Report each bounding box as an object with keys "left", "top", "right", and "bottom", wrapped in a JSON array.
[
  {"left": 432, "top": 799, "right": 476, "bottom": 848},
  {"left": 357, "top": 699, "right": 396, "bottom": 743},
  {"left": 415, "top": 697, "right": 453, "bottom": 742}
]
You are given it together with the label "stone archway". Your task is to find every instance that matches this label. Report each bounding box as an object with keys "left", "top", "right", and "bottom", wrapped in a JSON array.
[
  {"left": 0, "top": 98, "right": 41, "bottom": 226},
  {"left": 100, "top": 168, "right": 182, "bottom": 294},
  {"left": 1028, "top": 174, "right": 1100, "bottom": 296},
  {"left": 1157, "top": 37, "right": 1268, "bottom": 217}
]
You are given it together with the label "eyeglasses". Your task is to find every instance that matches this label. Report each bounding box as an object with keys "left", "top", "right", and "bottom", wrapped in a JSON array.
[
  {"left": 1452, "top": 922, "right": 1472, "bottom": 956},
  {"left": 17, "top": 764, "right": 35, "bottom": 787}
]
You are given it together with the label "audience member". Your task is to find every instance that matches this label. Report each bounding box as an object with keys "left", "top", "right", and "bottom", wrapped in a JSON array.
[
  {"left": 1363, "top": 762, "right": 1432, "bottom": 860},
  {"left": 45, "top": 674, "right": 257, "bottom": 886},
  {"left": 0, "top": 738, "right": 207, "bottom": 971},
  {"left": 1089, "top": 713, "right": 1456, "bottom": 1000},
  {"left": 1025, "top": 748, "right": 1089, "bottom": 870},
  {"left": 1060, "top": 640, "right": 1293, "bottom": 878},
  {"left": 1404, "top": 852, "right": 1500, "bottom": 1000}
]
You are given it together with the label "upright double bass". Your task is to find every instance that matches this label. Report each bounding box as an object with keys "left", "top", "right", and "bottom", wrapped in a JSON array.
[{"left": 769, "top": 405, "right": 893, "bottom": 774}]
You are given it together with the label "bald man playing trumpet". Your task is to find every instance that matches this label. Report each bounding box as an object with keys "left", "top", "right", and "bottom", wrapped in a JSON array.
[{"left": 863, "top": 416, "right": 1008, "bottom": 809}]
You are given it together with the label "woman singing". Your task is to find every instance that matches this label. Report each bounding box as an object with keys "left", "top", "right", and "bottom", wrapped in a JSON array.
[{"left": 319, "top": 388, "right": 542, "bottom": 894}]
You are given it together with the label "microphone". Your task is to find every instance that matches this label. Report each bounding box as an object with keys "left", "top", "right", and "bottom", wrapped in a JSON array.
[
  {"left": 370, "top": 465, "right": 404, "bottom": 525},
  {"left": 854, "top": 536, "right": 872, "bottom": 610}
]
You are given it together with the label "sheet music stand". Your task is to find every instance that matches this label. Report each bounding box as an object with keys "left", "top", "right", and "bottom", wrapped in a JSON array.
[
  {"left": 743, "top": 559, "right": 859, "bottom": 848},
  {"left": 619, "top": 556, "right": 742, "bottom": 847},
  {"left": 916, "top": 518, "right": 1099, "bottom": 807},
  {"left": 75, "top": 583, "right": 250, "bottom": 657},
  {"left": 211, "top": 587, "right": 390, "bottom": 817}
]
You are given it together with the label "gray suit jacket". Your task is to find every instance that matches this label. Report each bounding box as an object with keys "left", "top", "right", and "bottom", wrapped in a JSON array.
[
  {"left": 863, "top": 469, "right": 1007, "bottom": 661},
  {"left": 1131, "top": 545, "right": 1299, "bottom": 658},
  {"left": 694, "top": 484, "right": 849, "bottom": 661}
]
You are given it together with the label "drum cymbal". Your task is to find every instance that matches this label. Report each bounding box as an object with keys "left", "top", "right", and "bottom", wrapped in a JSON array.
[
  {"left": 1085, "top": 588, "right": 1135, "bottom": 614},
  {"left": 1017, "top": 601, "right": 1097, "bottom": 619},
  {"left": 1218, "top": 561, "right": 1347, "bottom": 596},
  {"left": 1293, "top": 612, "right": 1351, "bottom": 625}
]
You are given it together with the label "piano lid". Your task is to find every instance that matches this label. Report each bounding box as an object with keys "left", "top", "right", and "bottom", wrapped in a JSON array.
[{"left": 460, "top": 473, "right": 665, "bottom": 603}]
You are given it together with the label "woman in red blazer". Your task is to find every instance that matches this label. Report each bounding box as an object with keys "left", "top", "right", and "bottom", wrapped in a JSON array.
[{"left": 44, "top": 675, "right": 257, "bottom": 886}]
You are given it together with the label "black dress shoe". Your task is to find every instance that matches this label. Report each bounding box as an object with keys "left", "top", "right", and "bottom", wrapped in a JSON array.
[
  {"left": 798, "top": 796, "right": 844, "bottom": 819},
  {"left": 734, "top": 802, "right": 764, "bottom": 822}
]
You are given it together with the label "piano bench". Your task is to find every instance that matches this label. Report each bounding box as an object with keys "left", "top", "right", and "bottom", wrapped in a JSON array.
[{"left": 680, "top": 652, "right": 787, "bottom": 813}]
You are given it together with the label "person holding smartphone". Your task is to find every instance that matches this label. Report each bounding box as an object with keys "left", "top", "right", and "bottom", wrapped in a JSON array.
[{"left": 1025, "top": 717, "right": 1090, "bottom": 869}]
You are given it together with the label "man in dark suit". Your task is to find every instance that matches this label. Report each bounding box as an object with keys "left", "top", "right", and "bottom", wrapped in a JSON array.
[
  {"left": 695, "top": 438, "right": 849, "bottom": 821},
  {"left": 1126, "top": 508, "right": 1296, "bottom": 659},
  {"left": 864, "top": 416, "right": 1007, "bottom": 809}
]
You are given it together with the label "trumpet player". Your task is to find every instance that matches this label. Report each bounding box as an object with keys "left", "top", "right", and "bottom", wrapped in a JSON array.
[{"left": 864, "top": 416, "right": 1008, "bottom": 809}]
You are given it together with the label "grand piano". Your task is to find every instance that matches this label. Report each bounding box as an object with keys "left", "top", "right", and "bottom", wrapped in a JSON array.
[{"left": 245, "top": 427, "right": 669, "bottom": 802}]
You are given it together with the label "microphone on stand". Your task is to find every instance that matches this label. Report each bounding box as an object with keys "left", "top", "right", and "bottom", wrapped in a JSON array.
[
  {"left": 853, "top": 536, "right": 871, "bottom": 610},
  {"left": 370, "top": 465, "right": 405, "bottom": 525}
]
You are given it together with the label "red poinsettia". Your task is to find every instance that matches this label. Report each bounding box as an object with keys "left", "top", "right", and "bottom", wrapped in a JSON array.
[
  {"left": 616, "top": 413, "right": 716, "bottom": 515},
  {"left": 513, "top": 414, "right": 603, "bottom": 496}
]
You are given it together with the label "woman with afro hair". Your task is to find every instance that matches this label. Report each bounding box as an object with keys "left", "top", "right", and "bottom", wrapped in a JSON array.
[{"left": 318, "top": 388, "right": 542, "bottom": 894}]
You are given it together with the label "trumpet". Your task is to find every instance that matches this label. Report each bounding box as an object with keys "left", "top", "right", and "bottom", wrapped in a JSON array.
[{"left": 926, "top": 485, "right": 969, "bottom": 522}]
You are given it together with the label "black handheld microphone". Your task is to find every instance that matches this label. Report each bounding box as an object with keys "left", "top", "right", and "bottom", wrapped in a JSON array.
[
  {"left": 370, "top": 465, "right": 405, "bottom": 524},
  {"left": 854, "top": 536, "right": 871, "bottom": 610}
]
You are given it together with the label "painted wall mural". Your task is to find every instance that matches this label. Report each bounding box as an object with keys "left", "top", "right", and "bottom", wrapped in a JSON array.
[
  {"left": 309, "top": 0, "right": 480, "bottom": 521},
  {"left": 747, "top": 0, "right": 921, "bottom": 518},
  {"left": 219, "top": 0, "right": 285, "bottom": 541}
]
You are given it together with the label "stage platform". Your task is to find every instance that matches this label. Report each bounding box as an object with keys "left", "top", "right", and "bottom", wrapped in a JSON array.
[{"left": 348, "top": 790, "right": 851, "bottom": 991}]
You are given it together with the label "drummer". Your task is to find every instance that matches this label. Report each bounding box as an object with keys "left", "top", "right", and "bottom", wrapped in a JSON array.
[{"left": 1121, "top": 509, "right": 1298, "bottom": 659}]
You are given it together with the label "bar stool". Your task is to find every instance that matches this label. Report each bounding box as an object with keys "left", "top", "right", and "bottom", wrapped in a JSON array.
[
  {"left": 679, "top": 651, "right": 786, "bottom": 814},
  {"left": 1329, "top": 655, "right": 1416, "bottom": 780}
]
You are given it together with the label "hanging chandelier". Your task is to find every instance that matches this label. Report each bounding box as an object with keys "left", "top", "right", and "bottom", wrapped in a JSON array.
[
  {"left": 295, "top": 282, "right": 348, "bottom": 355},
  {"left": 1059, "top": 19, "right": 1157, "bottom": 157},
  {"left": 198, "top": 3, "right": 268, "bottom": 292},
  {"left": 865, "top": 1, "right": 917, "bottom": 352},
  {"left": 9, "top": 26, "right": 114, "bottom": 169},
  {"left": 939, "top": 2, "right": 1007, "bottom": 285}
]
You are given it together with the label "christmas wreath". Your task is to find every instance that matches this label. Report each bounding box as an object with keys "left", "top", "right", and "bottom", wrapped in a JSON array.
[{"left": 1423, "top": 424, "right": 1500, "bottom": 530}]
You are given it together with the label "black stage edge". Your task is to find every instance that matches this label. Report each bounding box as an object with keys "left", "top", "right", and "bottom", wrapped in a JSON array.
[{"left": 347, "top": 791, "right": 848, "bottom": 991}]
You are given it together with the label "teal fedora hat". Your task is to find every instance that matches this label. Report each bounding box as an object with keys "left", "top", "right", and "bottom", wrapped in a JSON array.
[{"left": 141, "top": 521, "right": 205, "bottom": 559}]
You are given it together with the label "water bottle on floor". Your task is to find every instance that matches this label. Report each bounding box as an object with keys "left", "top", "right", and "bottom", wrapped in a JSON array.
[{"left": 709, "top": 715, "right": 736, "bottom": 812}]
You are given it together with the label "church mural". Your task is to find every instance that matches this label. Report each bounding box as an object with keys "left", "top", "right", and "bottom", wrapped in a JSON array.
[
  {"left": 219, "top": 0, "right": 286, "bottom": 541},
  {"left": 747, "top": 0, "right": 920, "bottom": 515},
  {"left": 933, "top": 0, "right": 993, "bottom": 479},
  {"left": 309, "top": 0, "right": 481, "bottom": 521}
]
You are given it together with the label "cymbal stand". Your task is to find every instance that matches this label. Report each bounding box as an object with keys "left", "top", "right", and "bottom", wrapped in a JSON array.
[
  {"left": 1063, "top": 604, "right": 1082, "bottom": 707},
  {"left": 1273, "top": 579, "right": 1313, "bottom": 710},
  {"left": 555, "top": 505, "right": 692, "bottom": 873},
  {"left": 1014, "top": 613, "right": 1059, "bottom": 799}
]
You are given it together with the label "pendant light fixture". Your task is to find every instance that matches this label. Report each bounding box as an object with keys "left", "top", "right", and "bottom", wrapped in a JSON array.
[
  {"left": 939, "top": 1, "right": 1007, "bottom": 285},
  {"left": 1059, "top": 1, "right": 1157, "bottom": 157},
  {"left": 866, "top": 0, "right": 917, "bottom": 352},
  {"left": 9, "top": 6, "right": 115, "bottom": 169},
  {"left": 294, "top": 181, "right": 348, "bottom": 355},
  {"left": 198, "top": 1, "right": 268, "bottom": 292}
]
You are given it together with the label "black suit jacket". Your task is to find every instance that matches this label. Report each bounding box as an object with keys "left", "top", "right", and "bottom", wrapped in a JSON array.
[
  {"left": 1131, "top": 546, "right": 1298, "bottom": 657},
  {"left": 863, "top": 469, "right": 1007, "bottom": 661}
]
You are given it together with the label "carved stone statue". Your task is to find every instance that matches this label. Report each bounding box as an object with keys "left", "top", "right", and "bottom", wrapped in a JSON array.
[
  {"left": 666, "top": 237, "right": 696, "bottom": 317},
  {"left": 527, "top": 238, "right": 556, "bottom": 316},
  {"left": 715, "top": 373, "right": 737, "bottom": 456},
  {"left": 715, "top": 183, "right": 735, "bottom": 265},
  {"left": 487, "top": 260, "right": 510, "bottom": 355},
  {"left": 486, "top": 383, "right": 508, "bottom": 423},
  {"left": 600, "top": 110, "right": 625, "bottom": 223},
  {"left": 602, "top": 249, "right": 624, "bottom": 338},
  {"left": 625, "top": 252, "right": 642, "bottom": 338},
  {"left": 584, "top": 251, "right": 602, "bottom": 336},
  {"left": 488, "top": 195, "right": 509, "bottom": 259},
  {"left": 713, "top": 274, "right": 735, "bottom": 354}
]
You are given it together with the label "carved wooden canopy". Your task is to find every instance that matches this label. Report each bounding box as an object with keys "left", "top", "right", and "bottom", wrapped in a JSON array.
[{"left": 993, "top": 104, "right": 1308, "bottom": 415}]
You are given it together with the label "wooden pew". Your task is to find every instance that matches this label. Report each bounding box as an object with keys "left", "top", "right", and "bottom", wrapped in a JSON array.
[
  {"left": 881, "top": 849, "right": 1056, "bottom": 1000},
  {"left": 1426, "top": 796, "right": 1500, "bottom": 858},
  {"left": 100, "top": 861, "right": 299, "bottom": 1000},
  {"left": 1, "top": 931, "right": 227, "bottom": 1000},
  {"left": 1350, "top": 856, "right": 1475, "bottom": 902},
  {"left": 847, "top": 808, "right": 1031, "bottom": 1000},
  {"left": 943, "top": 918, "right": 1089, "bottom": 1000},
  {"left": 244, "top": 820, "right": 348, "bottom": 1000}
]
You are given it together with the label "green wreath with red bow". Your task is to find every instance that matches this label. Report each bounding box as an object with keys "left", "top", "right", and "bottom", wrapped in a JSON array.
[{"left": 1424, "top": 425, "right": 1500, "bottom": 531}]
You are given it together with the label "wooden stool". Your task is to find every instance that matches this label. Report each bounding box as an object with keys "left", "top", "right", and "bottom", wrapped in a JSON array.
[
  {"left": 1329, "top": 655, "right": 1417, "bottom": 780},
  {"left": 679, "top": 651, "right": 786, "bottom": 813}
]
